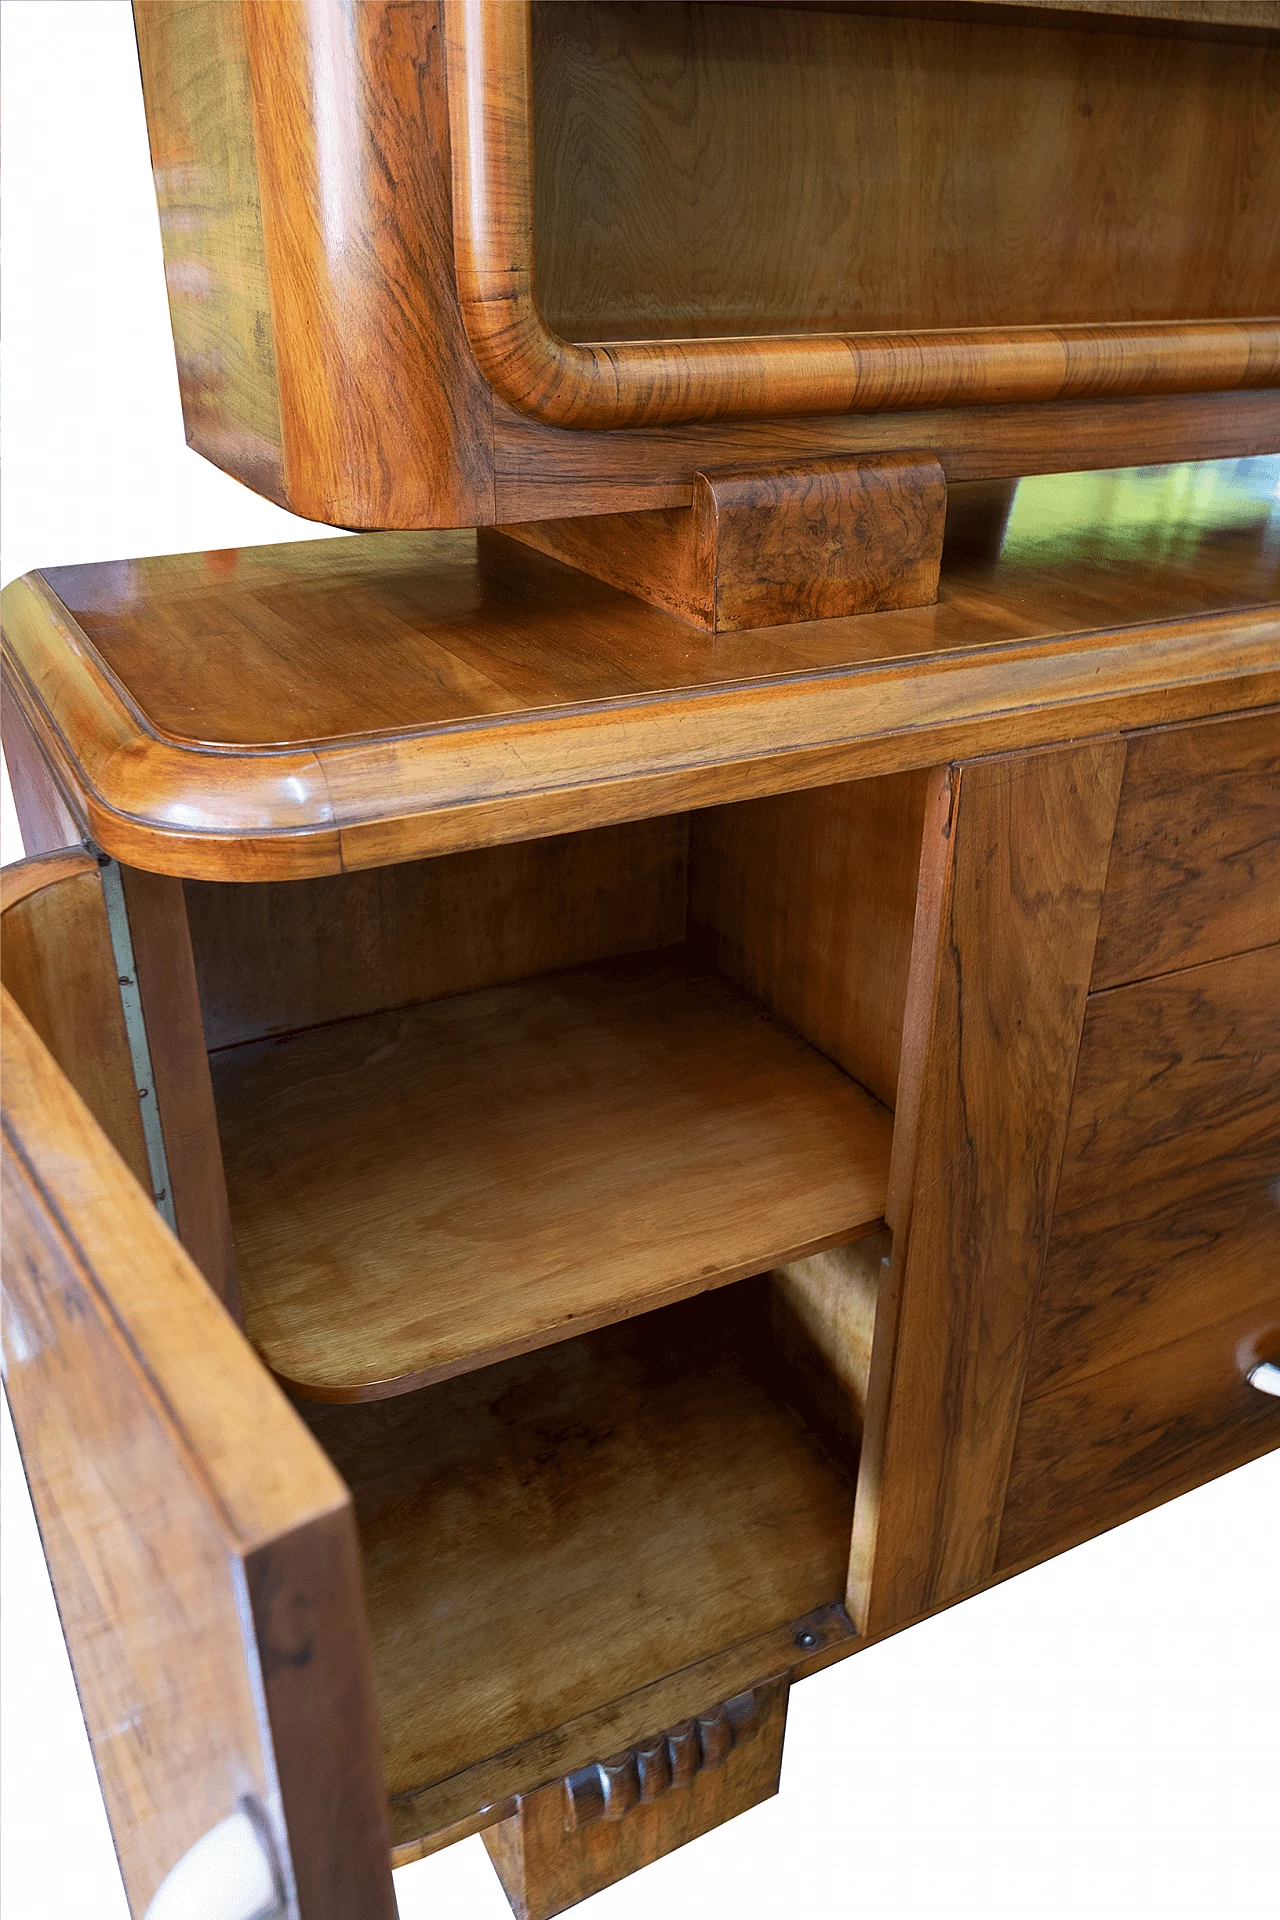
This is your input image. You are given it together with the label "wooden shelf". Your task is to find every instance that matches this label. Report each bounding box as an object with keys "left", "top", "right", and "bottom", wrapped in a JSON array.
[
  {"left": 213, "top": 951, "right": 892, "bottom": 1401},
  {"left": 302, "top": 1290, "right": 857, "bottom": 1811}
]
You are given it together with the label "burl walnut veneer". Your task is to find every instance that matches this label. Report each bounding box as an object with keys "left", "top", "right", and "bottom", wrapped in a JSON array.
[
  {"left": 131, "top": 0, "right": 1280, "bottom": 530},
  {"left": 3, "top": 457, "right": 1279, "bottom": 1918}
]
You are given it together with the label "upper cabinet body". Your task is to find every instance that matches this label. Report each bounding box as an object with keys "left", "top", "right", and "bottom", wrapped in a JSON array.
[{"left": 133, "top": 0, "right": 1280, "bottom": 530}]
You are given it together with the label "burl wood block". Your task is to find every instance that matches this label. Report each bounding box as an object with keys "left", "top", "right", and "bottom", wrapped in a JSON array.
[
  {"left": 483, "top": 1681, "right": 788, "bottom": 1920},
  {"left": 498, "top": 452, "right": 946, "bottom": 631}
]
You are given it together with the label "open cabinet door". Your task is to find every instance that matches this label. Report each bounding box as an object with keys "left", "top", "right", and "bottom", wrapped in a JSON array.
[{"left": 1, "top": 854, "right": 396, "bottom": 1920}]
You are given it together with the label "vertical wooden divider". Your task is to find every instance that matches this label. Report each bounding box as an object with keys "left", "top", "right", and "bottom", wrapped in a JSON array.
[
  {"left": 849, "top": 740, "right": 1126, "bottom": 1636},
  {"left": 118, "top": 865, "right": 240, "bottom": 1318}
]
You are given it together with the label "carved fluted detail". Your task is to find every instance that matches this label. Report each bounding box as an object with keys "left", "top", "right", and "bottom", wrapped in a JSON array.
[{"left": 562, "top": 1690, "right": 764, "bottom": 1830}]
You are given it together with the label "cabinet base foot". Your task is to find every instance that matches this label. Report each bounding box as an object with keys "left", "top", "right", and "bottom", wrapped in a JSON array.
[{"left": 482, "top": 1679, "right": 788, "bottom": 1920}]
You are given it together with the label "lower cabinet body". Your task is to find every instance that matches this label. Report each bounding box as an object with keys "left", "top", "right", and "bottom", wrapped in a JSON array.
[{"left": 3, "top": 708, "right": 1278, "bottom": 1918}]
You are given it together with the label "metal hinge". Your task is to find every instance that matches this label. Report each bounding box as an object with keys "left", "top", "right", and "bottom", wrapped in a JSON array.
[{"left": 94, "top": 851, "right": 178, "bottom": 1232}]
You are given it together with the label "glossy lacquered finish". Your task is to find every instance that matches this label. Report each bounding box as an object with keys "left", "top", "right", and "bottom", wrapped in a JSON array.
[
  {"left": 132, "top": 0, "right": 1280, "bottom": 525},
  {"left": 2, "top": 460, "right": 1277, "bottom": 879},
  {"left": 447, "top": 0, "right": 1280, "bottom": 431},
  {"left": 498, "top": 452, "right": 947, "bottom": 630}
]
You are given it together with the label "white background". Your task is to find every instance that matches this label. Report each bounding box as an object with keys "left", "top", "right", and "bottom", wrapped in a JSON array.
[{"left": 2, "top": 6, "right": 1277, "bottom": 1918}]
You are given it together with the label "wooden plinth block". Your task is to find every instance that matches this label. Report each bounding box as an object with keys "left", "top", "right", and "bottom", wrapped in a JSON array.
[
  {"left": 497, "top": 453, "right": 946, "bottom": 631},
  {"left": 482, "top": 1680, "right": 788, "bottom": 1920}
]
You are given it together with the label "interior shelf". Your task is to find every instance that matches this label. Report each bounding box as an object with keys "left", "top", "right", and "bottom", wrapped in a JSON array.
[
  {"left": 212, "top": 950, "right": 892, "bottom": 1401},
  {"left": 302, "top": 1288, "right": 857, "bottom": 1805}
]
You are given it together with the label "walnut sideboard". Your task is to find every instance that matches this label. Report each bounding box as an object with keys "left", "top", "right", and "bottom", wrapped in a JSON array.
[{"left": 3, "top": 459, "right": 1280, "bottom": 1919}]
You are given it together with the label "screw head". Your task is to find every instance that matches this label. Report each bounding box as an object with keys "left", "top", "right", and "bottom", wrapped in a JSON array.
[{"left": 794, "top": 1628, "right": 820, "bottom": 1651}]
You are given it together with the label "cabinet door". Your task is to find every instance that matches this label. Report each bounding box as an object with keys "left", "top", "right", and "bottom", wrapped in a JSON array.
[
  {"left": 849, "top": 741, "right": 1127, "bottom": 1636},
  {"left": 850, "top": 722, "right": 1280, "bottom": 1641},
  {"left": 1, "top": 856, "right": 396, "bottom": 1920}
]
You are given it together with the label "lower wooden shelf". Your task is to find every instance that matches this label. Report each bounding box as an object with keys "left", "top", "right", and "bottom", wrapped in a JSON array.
[
  {"left": 301, "top": 1288, "right": 857, "bottom": 1829},
  {"left": 212, "top": 950, "right": 892, "bottom": 1400}
]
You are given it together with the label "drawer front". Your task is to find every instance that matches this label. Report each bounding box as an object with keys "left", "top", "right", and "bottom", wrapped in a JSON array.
[
  {"left": 1026, "top": 944, "right": 1280, "bottom": 1399},
  {"left": 998, "top": 1304, "right": 1280, "bottom": 1575},
  {"left": 1092, "top": 709, "right": 1280, "bottom": 989}
]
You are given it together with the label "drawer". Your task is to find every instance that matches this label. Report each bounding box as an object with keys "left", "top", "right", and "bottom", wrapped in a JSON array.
[
  {"left": 999, "top": 1303, "right": 1280, "bottom": 1575},
  {"left": 1026, "top": 944, "right": 1280, "bottom": 1398},
  {"left": 1092, "top": 709, "right": 1280, "bottom": 988}
]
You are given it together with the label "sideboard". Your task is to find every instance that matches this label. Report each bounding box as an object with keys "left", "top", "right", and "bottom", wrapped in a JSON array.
[{"left": 3, "top": 457, "right": 1278, "bottom": 1918}]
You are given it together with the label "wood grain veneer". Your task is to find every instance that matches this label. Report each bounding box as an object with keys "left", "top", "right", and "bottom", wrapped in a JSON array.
[
  {"left": 384, "top": 1600, "right": 853, "bottom": 1863},
  {"left": 302, "top": 1291, "right": 853, "bottom": 1819},
  {"left": 998, "top": 1303, "right": 1280, "bottom": 1571},
  {"left": 1092, "top": 707, "right": 1280, "bottom": 985},
  {"left": 1024, "top": 943, "right": 1280, "bottom": 1397},
  {"left": 690, "top": 772, "right": 930, "bottom": 1110},
  {"left": 132, "top": 2, "right": 1280, "bottom": 524},
  {"left": 1, "top": 853, "right": 239, "bottom": 1310},
  {"left": 0, "top": 852, "right": 151, "bottom": 1192},
  {"left": 135, "top": 0, "right": 495, "bottom": 526},
  {"left": 448, "top": 1, "right": 1280, "bottom": 431},
  {"left": 184, "top": 817, "right": 689, "bottom": 1050},
  {"left": 849, "top": 741, "right": 1126, "bottom": 1636},
  {"left": 1, "top": 993, "right": 396, "bottom": 1919},
  {"left": 211, "top": 952, "right": 892, "bottom": 1401},
  {"left": 486, "top": 389, "right": 1280, "bottom": 523},
  {"left": 484, "top": 1680, "right": 788, "bottom": 1920},
  {"left": 533, "top": 2, "right": 1280, "bottom": 347},
  {"left": 0, "top": 691, "right": 83, "bottom": 855},
  {"left": 499, "top": 453, "right": 947, "bottom": 630},
  {"left": 4, "top": 460, "right": 1277, "bottom": 878},
  {"left": 966, "top": 3, "right": 1279, "bottom": 26},
  {"left": 132, "top": 0, "right": 287, "bottom": 506},
  {"left": 756, "top": 1234, "right": 887, "bottom": 1467}
]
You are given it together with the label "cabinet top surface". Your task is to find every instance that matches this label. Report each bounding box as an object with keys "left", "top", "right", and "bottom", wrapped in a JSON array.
[{"left": 3, "top": 458, "right": 1278, "bottom": 878}]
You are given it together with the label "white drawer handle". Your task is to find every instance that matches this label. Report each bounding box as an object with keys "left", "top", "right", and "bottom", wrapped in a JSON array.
[
  {"left": 144, "top": 1801, "right": 286, "bottom": 1920},
  {"left": 1247, "top": 1361, "right": 1280, "bottom": 1399}
]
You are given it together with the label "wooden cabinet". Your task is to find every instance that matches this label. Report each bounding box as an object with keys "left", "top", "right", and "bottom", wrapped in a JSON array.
[
  {"left": 130, "top": 0, "right": 1280, "bottom": 528},
  {"left": 1, "top": 817, "right": 895, "bottom": 1909},
  {"left": 3, "top": 463, "right": 1278, "bottom": 1915}
]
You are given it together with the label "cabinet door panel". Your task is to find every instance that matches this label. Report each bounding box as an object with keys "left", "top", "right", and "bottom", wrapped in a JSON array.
[{"left": 1, "top": 988, "right": 395, "bottom": 1919}]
